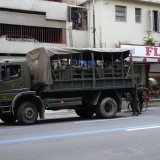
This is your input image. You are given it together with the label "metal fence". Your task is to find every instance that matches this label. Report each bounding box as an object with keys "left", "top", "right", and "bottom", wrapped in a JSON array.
[{"left": 0, "top": 24, "right": 63, "bottom": 43}]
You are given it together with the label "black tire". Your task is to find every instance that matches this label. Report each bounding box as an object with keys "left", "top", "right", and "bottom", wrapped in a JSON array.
[
  {"left": 75, "top": 107, "right": 95, "bottom": 118},
  {"left": 142, "top": 101, "right": 148, "bottom": 112},
  {"left": 95, "top": 97, "right": 117, "bottom": 118},
  {"left": 17, "top": 102, "right": 38, "bottom": 125},
  {"left": 0, "top": 115, "right": 16, "bottom": 124}
]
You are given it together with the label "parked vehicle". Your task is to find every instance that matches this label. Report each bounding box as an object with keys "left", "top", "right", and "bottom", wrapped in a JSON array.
[
  {"left": 0, "top": 47, "right": 136, "bottom": 125},
  {"left": 0, "top": 35, "right": 39, "bottom": 43}
]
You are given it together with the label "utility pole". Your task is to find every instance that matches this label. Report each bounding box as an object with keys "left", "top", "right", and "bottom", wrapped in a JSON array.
[{"left": 92, "top": 0, "right": 96, "bottom": 48}]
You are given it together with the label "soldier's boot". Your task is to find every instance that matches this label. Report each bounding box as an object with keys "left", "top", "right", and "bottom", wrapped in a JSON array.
[
  {"left": 132, "top": 112, "right": 135, "bottom": 116},
  {"left": 139, "top": 108, "right": 142, "bottom": 114},
  {"left": 139, "top": 105, "right": 142, "bottom": 114},
  {"left": 135, "top": 109, "right": 139, "bottom": 116}
]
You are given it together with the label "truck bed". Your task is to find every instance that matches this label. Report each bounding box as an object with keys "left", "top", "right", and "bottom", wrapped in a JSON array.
[{"left": 47, "top": 63, "right": 134, "bottom": 92}]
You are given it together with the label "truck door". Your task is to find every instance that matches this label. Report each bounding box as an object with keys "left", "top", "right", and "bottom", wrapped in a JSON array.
[{"left": 0, "top": 64, "right": 25, "bottom": 101}]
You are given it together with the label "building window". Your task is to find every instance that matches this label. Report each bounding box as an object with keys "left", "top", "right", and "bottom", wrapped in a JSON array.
[
  {"left": 135, "top": 8, "right": 141, "bottom": 23},
  {"left": 115, "top": 5, "right": 126, "bottom": 22},
  {"left": 148, "top": 10, "right": 160, "bottom": 32},
  {"left": 68, "top": 7, "right": 87, "bottom": 30},
  {"left": 0, "top": 24, "right": 63, "bottom": 43}
]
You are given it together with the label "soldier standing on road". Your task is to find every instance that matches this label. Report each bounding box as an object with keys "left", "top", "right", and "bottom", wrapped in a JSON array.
[
  {"left": 137, "top": 83, "right": 149, "bottom": 114},
  {"left": 130, "top": 89, "right": 140, "bottom": 116}
]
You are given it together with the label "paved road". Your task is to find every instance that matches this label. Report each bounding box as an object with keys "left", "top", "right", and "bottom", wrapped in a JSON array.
[{"left": 0, "top": 107, "right": 160, "bottom": 160}]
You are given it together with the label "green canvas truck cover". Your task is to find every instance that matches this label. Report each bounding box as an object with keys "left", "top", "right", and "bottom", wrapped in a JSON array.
[{"left": 26, "top": 47, "right": 130, "bottom": 85}]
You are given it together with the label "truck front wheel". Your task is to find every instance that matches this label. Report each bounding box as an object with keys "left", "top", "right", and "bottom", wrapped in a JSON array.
[
  {"left": 96, "top": 97, "right": 117, "bottom": 118},
  {"left": 17, "top": 102, "right": 38, "bottom": 125},
  {"left": 0, "top": 115, "right": 17, "bottom": 124}
]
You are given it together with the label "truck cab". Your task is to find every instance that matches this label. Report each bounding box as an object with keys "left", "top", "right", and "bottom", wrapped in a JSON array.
[
  {"left": 0, "top": 57, "right": 36, "bottom": 123},
  {"left": 0, "top": 57, "right": 31, "bottom": 91}
]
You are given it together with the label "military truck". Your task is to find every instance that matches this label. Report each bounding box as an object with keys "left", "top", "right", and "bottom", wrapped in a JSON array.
[{"left": 0, "top": 47, "right": 135, "bottom": 125}]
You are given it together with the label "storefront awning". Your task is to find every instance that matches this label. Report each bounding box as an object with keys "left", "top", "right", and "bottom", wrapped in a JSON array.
[{"left": 121, "top": 44, "right": 160, "bottom": 63}]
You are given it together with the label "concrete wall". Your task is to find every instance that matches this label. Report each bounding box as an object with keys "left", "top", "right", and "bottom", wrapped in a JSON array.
[
  {"left": 0, "top": 0, "right": 67, "bottom": 21},
  {"left": 0, "top": 41, "right": 66, "bottom": 54},
  {"left": 0, "top": 11, "right": 66, "bottom": 28},
  {"left": 66, "top": 29, "right": 89, "bottom": 47},
  {"left": 66, "top": 22, "right": 89, "bottom": 47},
  {"left": 72, "top": 30, "right": 89, "bottom": 47}
]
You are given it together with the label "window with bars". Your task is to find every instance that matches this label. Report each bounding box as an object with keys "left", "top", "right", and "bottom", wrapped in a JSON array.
[
  {"left": 0, "top": 24, "right": 63, "bottom": 43},
  {"left": 135, "top": 8, "right": 141, "bottom": 23},
  {"left": 115, "top": 5, "right": 126, "bottom": 22}
]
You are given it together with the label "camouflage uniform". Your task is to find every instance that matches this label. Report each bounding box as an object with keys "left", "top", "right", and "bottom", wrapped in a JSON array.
[
  {"left": 137, "top": 83, "right": 149, "bottom": 113},
  {"left": 130, "top": 90, "right": 139, "bottom": 116}
]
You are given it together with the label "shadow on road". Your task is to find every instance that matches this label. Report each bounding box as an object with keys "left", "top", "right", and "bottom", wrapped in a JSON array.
[
  {"left": 0, "top": 116, "right": 96, "bottom": 126},
  {"left": 1, "top": 107, "right": 157, "bottom": 126},
  {"left": 0, "top": 113, "right": 132, "bottom": 126}
]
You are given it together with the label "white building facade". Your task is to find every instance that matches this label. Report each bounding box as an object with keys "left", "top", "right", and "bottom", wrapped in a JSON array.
[
  {"left": 0, "top": 0, "right": 68, "bottom": 54},
  {"left": 75, "top": 0, "right": 160, "bottom": 48}
]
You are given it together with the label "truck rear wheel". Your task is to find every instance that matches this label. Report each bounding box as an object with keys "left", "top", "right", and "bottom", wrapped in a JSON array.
[
  {"left": 0, "top": 115, "right": 16, "bottom": 124},
  {"left": 17, "top": 102, "right": 38, "bottom": 125},
  {"left": 75, "top": 107, "right": 95, "bottom": 118},
  {"left": 96, "top": 97, "right": 117, "bottom": 118}
]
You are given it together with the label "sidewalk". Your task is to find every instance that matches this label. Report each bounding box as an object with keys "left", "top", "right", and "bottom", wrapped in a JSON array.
[
  {"left": 148, "top": 99, "right": 160, "bottom": 107},
  {"left": 121, "top": 98, "right": 160, "bottom": 110}
]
